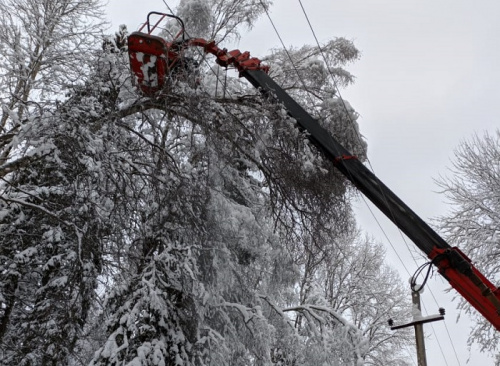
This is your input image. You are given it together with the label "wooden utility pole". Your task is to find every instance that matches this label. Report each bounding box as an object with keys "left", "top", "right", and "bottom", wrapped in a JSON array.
[
  {"left": 413, "top": 290, "right": 428, "bottom": 366},
  {"left": 389, "top": 289, "right": 445, "bottom": 366}
]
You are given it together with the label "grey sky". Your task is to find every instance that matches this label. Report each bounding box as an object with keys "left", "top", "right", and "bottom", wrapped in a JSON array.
[{"left": 107, "top": 1, "right": 499, "bottom": 364}]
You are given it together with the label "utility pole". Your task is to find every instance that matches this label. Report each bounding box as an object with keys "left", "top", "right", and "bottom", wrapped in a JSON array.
[
  {"left": 388, "top": 289, "right": 445, "bottom": 366},
  {"left": 413, "top": 290, "right": 428, "bottom": 366}
]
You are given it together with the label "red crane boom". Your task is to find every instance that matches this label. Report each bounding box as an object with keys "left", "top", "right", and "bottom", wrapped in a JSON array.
[{"left": 127, "top": 12, "right": 500, "bottom": 330}]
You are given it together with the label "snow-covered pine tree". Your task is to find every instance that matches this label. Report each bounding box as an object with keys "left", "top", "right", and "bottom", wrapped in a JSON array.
[
  {"left": 0, "top": 55, "right": 125, "bottom": 365},
  {"left": 0, "top": 0, "right": 107, "bottom": 364}
]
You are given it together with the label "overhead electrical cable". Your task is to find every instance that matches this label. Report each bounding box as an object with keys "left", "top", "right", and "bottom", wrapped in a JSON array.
[
  {"left": 296, "top": 0, "right": 420, "bottom": 265},
  {"left": 295, "top": 1, "right": 460, "bottom": 365},
  {"left": 256, "top": 0, "right": 430, "bottom": 361},
  {"left": 257, "top": 0, "right": 324, "bottom": 114},
  {"left": 259, "top": 0, "right": 424, "bottom": 282},
  {"left": 257, "top": 1, "right": 427, "bottom": 299}
]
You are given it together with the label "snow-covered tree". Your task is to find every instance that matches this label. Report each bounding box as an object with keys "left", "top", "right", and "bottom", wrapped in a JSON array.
[
  {"left": 0, "top": 0, "right": 105, "bottom": 161},
  {"left": 436, "top": 131, "right": 500, "bottom": 356},
  {"left": 319, "top": 233, "right": 412, "bottom": 365},
  {"left": 177, "top": 0, "right": 273, "bottom": 42},
  {"left": 0, "top": 1, "right": 415, "bottom": 364},
  {"left": 0, "top": 0, "right": 107, "bottom": 364}
]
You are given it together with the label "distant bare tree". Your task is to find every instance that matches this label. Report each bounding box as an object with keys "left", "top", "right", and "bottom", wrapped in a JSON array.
[{"left": 436, "top": 131, "right": 500, "bottom": 355}]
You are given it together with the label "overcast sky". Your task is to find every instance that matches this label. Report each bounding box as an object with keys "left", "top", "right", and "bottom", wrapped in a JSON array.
[{"left": 106, "top": 1, "right": 500, "bottom": 364}]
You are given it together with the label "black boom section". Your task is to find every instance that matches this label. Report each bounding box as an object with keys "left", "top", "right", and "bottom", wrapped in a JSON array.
[{"left": 242, "top": 69, "right": 450, "bottom": 255}]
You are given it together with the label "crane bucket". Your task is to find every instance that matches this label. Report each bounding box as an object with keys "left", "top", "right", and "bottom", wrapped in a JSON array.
[{"left": 127, "top": 12, "right": 186, "bottom": 94}]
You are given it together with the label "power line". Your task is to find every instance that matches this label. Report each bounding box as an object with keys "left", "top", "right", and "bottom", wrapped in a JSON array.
[
  {"left": 257, "top": 1, "right": 418, "bottom": 284},
  {"left": 296, "top": 0, "right": 421, "bottom": 266},
  {"left": 256, "top": 1, "right": 428, "bottom": 363},
  {"left": 294, "top": 0, "right": 423, "bottom": 268},
  {"left": 258, "top": 1, "right": 425, "bottom": 293},
  {"left": 257, "top": 0, "right": 323, "bottom": 115},
  {"left": 295, "top": 1, "right": 461, "bottom": 364}
]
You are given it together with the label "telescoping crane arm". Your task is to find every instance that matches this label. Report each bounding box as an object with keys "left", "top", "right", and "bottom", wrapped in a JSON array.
[
  {"left": 127, "top": 12, "right": 500, "bottom": 330},
  {"left": 241, "top": 69, "right": 500, "bottom": 330}
]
